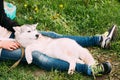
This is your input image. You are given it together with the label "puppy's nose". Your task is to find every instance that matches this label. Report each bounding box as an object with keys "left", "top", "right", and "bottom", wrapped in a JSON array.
[{"left": 35, "top": 34, "right": 39, "bottom": 38}]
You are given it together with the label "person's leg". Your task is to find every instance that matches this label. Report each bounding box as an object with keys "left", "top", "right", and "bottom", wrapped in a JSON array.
[
  {"left": 0, "top": 49, "right": 112, "bottom": 76},
  {"left": 0, "top": 48, "right": 26, "bottom": 61},
  {"left": 0, "top": 0, "right": 19, "bottom": 32},
  {"left": 0, "top": 49, "right": 92, "bottom": 75},
  {"left": 32, "top": 51, "right": 92, "bottom": 75},
  {"left": 40, "top": 25, "right": 116, "bottom": 48},
  {"left": 0, "top": 32, "right": 91, "bottom": 75},
  {"left": 1, "top": 31, "right": 92, "bottom": 75},
  {"left": 40, "top": 31, "right": 100, "bottom": 47}
]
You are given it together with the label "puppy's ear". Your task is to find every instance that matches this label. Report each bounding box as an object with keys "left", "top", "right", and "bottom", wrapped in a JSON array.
[
  {"left": 13, "top": 27, "right": 21, "bottom": 33},
  {"left": 34, "top": 23, "right": 38, "bottom": 27},
  {"left": 32, "top": 23, "right": 38, "bottom": 29}
]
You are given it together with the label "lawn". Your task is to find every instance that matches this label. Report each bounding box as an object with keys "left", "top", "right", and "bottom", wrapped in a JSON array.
[{"left": 0, "top": 0, "right": 120, "bottom": 80}]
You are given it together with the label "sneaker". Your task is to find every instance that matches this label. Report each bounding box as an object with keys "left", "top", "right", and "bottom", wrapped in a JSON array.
[
  {"left": 100, "top": 25, "right": 117, "bottom": 48},
  {"left": 91, "top": 61, "right": 112, "bottom": 77}
]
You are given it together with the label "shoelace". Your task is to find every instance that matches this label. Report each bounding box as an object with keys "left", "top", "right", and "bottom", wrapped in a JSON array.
[
  {"left": 102, "top": 31, "right": 109, "bottom": 37},
  {"left": 91, "top": 64, "right": 104, "bottom": 80}
]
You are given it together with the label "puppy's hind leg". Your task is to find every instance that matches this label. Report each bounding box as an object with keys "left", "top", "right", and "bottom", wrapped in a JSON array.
[
  {"left": 59, "top": 55, "right": 76, "bottom": 75},
  {"left": 82, "top": 48, "right": 96, "bottom": 66},
  {"left": 67, "top": 58, "right": 76, "bottom": 75}
]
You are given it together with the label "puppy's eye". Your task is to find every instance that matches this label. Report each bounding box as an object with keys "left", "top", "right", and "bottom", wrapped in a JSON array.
[{"left": 27, "top": 31, "right": 31, "bottom": 32}]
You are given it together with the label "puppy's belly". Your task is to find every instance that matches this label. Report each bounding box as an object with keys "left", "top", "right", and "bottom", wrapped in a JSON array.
[{"left": 32, "top": 38, "right": 81, "bottom": 59}]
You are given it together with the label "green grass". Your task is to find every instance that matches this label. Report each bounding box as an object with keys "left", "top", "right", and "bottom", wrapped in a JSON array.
[{"left": 0, "top": 0, "right": 120, "bottom": 80}]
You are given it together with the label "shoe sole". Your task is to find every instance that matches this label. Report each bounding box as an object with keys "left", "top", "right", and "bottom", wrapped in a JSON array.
[
  {"left": 107, "top": 25, "right": 117, "bottom": 40},
  {"left": 102, "top": 61, "right": 112, "bottom": 74},
  {"left": 104, "top": 25, "right": 117, "bottom": 48}
]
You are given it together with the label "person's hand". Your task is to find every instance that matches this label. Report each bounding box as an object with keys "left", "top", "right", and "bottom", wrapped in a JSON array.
[{"left": 0, "top": 40, "right": 21, "bottom": 50}]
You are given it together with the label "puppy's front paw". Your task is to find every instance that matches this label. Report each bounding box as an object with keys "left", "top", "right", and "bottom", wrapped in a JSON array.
[
  {"left": 25, "top": 51, "right": 33, "bottom": 64},
  {"left": 68, "top": 69, "right": 75, "bottom": 75},
  {"left": 26, "top": 57, "right": 33, "bottom": 64},
  {"left": 27, "top": 59, "right": 32, "bottom": 64}
]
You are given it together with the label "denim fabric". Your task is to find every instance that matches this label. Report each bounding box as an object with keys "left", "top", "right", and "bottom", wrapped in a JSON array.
[
  {"left": 0, "top": 31, "right": 101, "bottom": 75},
  {"left": 0, "top": 49, "right": 92, "bottom": 75},
  {"left": 40, "top": 31, "right": 100, "bottom": 47}
]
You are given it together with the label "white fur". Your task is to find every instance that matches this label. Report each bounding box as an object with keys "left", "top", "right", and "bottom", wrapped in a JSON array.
[{"left": 13, "top": 24, "right": 95, "bottom": 74}]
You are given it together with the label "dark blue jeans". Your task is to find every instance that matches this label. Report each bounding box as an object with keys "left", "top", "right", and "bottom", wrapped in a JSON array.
[{"left": 0, "top": 31, "right": 101, "bottom": 75}]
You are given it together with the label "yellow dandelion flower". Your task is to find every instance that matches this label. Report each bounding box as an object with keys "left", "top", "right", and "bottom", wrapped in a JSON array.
[
  {"left": 29, "top": 17, "right": 33, "bottom": 20},
  {"left": 34, "top": 7, "right": 39, "bottom": 12},
  {"left": 24, "top": 4, "right": 27, "bottom": 8},
  {"left": 52, "top": 13, "right": 60, "bottom": 20},
  {"left": 56, "top": 13, "right": 60, "bottom": 17},
  {"left": 59, "top": 4, "right": 63, "bottom": 8},
  {"left": 52, "top": 16, "right": 57, "bottom": 20}
]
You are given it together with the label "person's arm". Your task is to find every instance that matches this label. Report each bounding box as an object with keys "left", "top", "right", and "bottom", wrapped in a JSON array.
[
  {"left": 1, "top": 16, "right": 20, "bottom": 32},
  {"left": 0, "top": 40, "right": 20, "bottom": 50},
  {"left": 0, "top": 0, "right": 20, "bottom": 32}
]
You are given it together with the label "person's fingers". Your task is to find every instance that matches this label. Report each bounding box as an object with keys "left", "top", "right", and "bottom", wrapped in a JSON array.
[
  {"left": 16, "top": 42, "right": 21, "bottom": 47},
  {"left": 12, "top": 42, "right": 20, "bottom": 48},
  {"left": 8, "top": 42, "right": 19, "bottom": 50},
  {"left": 11, "top": 45, "right": 17, "bottom": 50},
  {"left": 13, "top": 43, "right": 19, "bottom": 48},
  {"left": 1, "top": 41, "right": 21, "bottom": 50},
  {"left": 7, "top": 47, "right": 14, "bottom": 51},
  {"left": 14, "top": 41, "right": 21, "bottom": 47}
]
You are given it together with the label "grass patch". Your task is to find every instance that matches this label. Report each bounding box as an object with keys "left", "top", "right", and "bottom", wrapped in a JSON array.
[{"left": 1, "top": 0, "right": 120, "bottom": 80}]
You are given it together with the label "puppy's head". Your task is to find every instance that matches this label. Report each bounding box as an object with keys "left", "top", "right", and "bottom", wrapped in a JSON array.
[{"left": 13, "top": 23, "right": 40, "bottom": 46}]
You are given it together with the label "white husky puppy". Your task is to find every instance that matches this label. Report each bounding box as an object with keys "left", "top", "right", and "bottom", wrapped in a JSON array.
[{"left": 13, "top": 24, "right": 96, "bottom": 74}]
